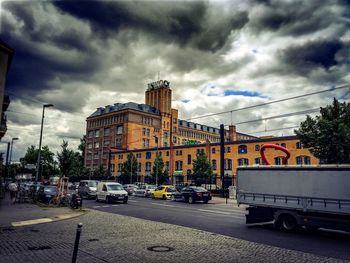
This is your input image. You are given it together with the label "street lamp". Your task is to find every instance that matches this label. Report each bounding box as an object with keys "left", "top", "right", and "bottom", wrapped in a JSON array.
[
  {"left": 35, "top": 103, "right": 54, "bottom": 182},
  {"left": 8, "top": 137, "right": 18, "bottom": 177},
  {"left": 153, "top": 135, "right": 159, "bottom": 186}
]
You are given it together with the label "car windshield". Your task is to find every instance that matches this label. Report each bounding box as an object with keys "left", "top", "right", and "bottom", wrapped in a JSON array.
[
  {"left": 44, "top": 187, "right": 57, "bottom": 192},
  {"left": 148, "top": 185, "right": 156, "bottom": 189},
  {"left": 107, "top": 184, "right": 123, "bottom": 191},
  {"left": 167, "top": 187, "right": 177, "bottom": 192},
  {"left": 192, "top": 187, "right": 207, "bottom": 192},
  {"left": 88, "top": 181, "right": 97, "bottom": 187}
]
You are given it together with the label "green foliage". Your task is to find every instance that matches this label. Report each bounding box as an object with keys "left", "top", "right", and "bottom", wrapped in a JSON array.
[
  {"left": 192, "top": 151, "right": 214, "bottom": 186},
  {"left": 295, "top": 98, "right": 350, "bottom": 164},
  {"left": 120, "top": 153, "right": 138, "bottom": 184},
  {"left": 21, "top": 145, "right": 55, "bottom": 179},
  {"left": 151, "top": 155, "right": 168, "bottom": 185},
  {"left": 57, "top": 140, "right": 76, "bottom": 177}
]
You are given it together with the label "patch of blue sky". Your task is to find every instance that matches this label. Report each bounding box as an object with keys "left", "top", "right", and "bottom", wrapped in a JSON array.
[{"left": 224, "top": 89, "right": 265, "bottom": 98}]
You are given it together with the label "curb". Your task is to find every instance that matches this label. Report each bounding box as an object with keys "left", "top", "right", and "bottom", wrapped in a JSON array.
[{"left": 11, "top": 209, "right": 88, "bottom": 228}]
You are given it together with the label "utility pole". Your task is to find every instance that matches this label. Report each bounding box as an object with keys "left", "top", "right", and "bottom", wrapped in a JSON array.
[{"left": 220, "top": 124, "right": 225, "bottom": 197}]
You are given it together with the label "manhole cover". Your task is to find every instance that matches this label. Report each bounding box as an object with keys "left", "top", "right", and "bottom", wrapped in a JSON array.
[
  {"left": 28, "top": 246, "right": 52, "bottom": 251},
  {"left": 147, "top": 246, "right": 174, "bottom": 253},
  {"left": 88, "top": 238, "right": 99, "bottom": 242}
]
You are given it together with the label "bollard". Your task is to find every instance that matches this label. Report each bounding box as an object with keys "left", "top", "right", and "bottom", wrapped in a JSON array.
[{"left": 72, "top": 223, "right": 83, "bottom": 263}]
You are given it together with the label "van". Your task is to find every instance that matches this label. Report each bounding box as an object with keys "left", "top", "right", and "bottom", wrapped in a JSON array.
[
  {"left": 96, "top": 182, "right": 128, "bottom": 204},
  {"left": 78, "top": 180, "right": 98, "bottom": 199}
]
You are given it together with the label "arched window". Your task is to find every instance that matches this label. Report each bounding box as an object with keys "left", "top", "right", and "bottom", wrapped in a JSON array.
[{"left": 238, "top": 145, "right": 248, "bottom": 154}]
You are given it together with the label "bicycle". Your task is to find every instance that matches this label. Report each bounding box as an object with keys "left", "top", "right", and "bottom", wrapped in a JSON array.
[{"left": 49, "top": 194, "right": 71, "bottom": 207}]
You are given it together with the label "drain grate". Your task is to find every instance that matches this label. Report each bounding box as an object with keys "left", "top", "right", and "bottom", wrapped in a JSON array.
[
  {"left": 147, "top": 246, "right": 174, "bottom": 253},
  {"left": 88, "top": 238, "right": 99, "bottom": 242},
  {"left": 28, "top": 246, "right": 52, "bottom": 251}
]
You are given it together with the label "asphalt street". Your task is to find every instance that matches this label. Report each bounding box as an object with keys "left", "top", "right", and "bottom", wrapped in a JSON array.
[{"left": 83, "top": 196, "right": 350, "bottom": 261}]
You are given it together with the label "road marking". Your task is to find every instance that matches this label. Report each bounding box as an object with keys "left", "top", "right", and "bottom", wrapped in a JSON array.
[
  {"left": 151, "top": 202, "right": 176, "bottom": 207},
  {"left": 93, "top": 206, "right": 101, "bottom": 208},
  {"left": 101, "top": 205, "right": 109, "bottom": 208},
  {"left": 12, "top": 218, "right": 53, "bottom": 227},
  {"left": 197, "top": 209, "right": 245, "bottom": 219},
  {"left": 128, "top": 200, "right": 138, "bottom": 202}
]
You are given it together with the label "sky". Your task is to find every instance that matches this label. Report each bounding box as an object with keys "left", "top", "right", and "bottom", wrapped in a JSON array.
[{"left": 1, "top": 0, "right": 349, "bottom": 163}]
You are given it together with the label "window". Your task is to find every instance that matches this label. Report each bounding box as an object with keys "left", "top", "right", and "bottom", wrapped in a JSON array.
[
  {"left": 212, "top": 148, "right": 216, "bottom": 154},
  {"left": 296, "top": 156, "right": 302, "bottom": 165},
  {"left": 173, "top": 136, "right": 177, "bottom": 143},
  {"left": 94, "top": 153, "right": 99, "bottom": 159},
  {"left": 95, "top": 130, "right": 100, "bottom": 137},
  {"left": 94, "top": 142, "right": 99, "bottom": 148},
  {"left": 166, "top": 161, "right": 169, "bottom": 171},
  {"left": 296, "top": 156, "right": 311, "bottom": 165},
  {"left": 173, "top": 118, "right": 177, "bottom": 124},
  {"left": 166, "top": 151, "right": 169, "bottom": 157},
  {"left": 238, "top": 145, "right": 247, "bottom": 154},
  {"left": 227, "top": 159, "right": 232, "bottom": 170},
  {"left": 87, "top": 143, "right": 92, "bottom": 149},
  {"left": 274, "top": 157, "right": 282, "bottom": 165},
  {"left": 146, "top": 152, "right": 152, "bottom": 159},
  {"left": 255, "top": 158, "right": 261, "bottom": 165},
  {"left": 116, "top": 125, "right": 123, "bottom": 134},
  {"left": 238, "top": 158, "right": 249, "bottom": 166},
  {"left": 176, "top": 150, "right": 179, "bottom": 156},
  {"left": 296, "top": 141, "right": 302, "bottom": 149},
  {"left": 175, "top": 161, "right": 183, "bottom": 171},
  {"left": 147, "top": 128, "right": 150, "bottom": 136},
  {"left": 212, "top": 160, "right": 217, "bottom": 170},
  {"left": 187, "top": 169, "right": 192, "bottom": 180},
  {"left": 142, "top": 128, "right": 146, "bottom": 136},
  {"left": 88, "top": 131, "right": 94, "bottom": 138},
  {"left": 179, "top": 150, "right": 182, "bottom": 156},
  {"left": 187, "top": 154, "right": 191, "bottom": 165},
  {"left": 173, "top": 127, "right": 177, "bottom": 133},
  {"left": 304, "top": 156, "right": 311, "bottom": 164},
  {"left": 104, "top": 127, "right": 110, "bottom": 136},
  {"left": 145, "top": 162, "right": 152, "bottom": 171},
  {"left": 227, "top": 147, "right": 231, "bottom": 153},
  {"left": 255, "top": 145, "right": 260, "bottom": 151},
  {"left": 103, "top": 140, "right": 110, "bottom": 147}
]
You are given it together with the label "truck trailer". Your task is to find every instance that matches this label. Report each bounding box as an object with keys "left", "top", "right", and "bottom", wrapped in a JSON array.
[{"left": 237, "top": 165, "right": 350, "bottom": 232}]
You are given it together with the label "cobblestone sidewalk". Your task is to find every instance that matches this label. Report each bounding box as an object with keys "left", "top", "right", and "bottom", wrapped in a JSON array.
[{"left": 0, "top": 209, "right": 348, "bottom": 263}]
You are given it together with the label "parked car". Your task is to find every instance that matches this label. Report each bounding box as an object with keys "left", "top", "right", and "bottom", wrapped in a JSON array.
[
  {"left": 96, "top": 182, "right": 128, "bottom": 204},
  {"left": 123, "top": 184, "right": 139, "bottom": 196},
  {"left": 134, "top": 184, "right": 157, "bottom": 197},
  {"left": 171, "top": 186, "right": 212, "bottom": 204},
  {"left": 36, "top": 185, "right": 57, "bottom": 203},
  {"left": 152, "top": 185, "right": 177, "bottom": 200},
  {"left": 78, "top": 180, "right": 98, "bottom": 199}
]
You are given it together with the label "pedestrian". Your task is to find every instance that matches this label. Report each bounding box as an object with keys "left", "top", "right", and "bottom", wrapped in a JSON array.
[{"left": 8, "top": 180, "right": 18, "bottom": 204}]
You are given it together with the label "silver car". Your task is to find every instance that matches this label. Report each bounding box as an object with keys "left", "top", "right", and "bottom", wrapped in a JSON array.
[
  {"left": 78, "top": 180, "right": 98, "bottom": 199},
  {"left": 134, "top": 184, "right": 157, "bottom": 197}
]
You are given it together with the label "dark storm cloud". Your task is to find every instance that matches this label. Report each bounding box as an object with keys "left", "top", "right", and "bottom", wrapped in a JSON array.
[
  {"left": 279, "top": 40, "right": 343, "bottom": 73},
  {"left": 249, "top": 0, "right": 348, "bottom": 36},
  {"left": 53, "top": 1, "right": 249, "bottom": 52}
]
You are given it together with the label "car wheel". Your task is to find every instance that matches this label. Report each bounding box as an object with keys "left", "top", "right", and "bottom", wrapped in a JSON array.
[
  {"left": 188, "top": 196, "right": 194, "bottom": 204},
  {"left": 95, "top": 196, "right": 99, "bottom": 202},
  {"left": 106, "top": 196, "right": 110, "bottom": 204},
  {"left": 123, "top": 200, "right": 128, "bottom": 204},
  {"left": 151, "top": 194, "right": 155, "bottom": 199},
  {"left": 171, "top": 195, "right": 176, "bottom": 201},
  {"left": 162, "top": 194, "right": 166, "bottom": 200},
  {"left": 203, "top": 200, "right": 208, "bottom": 204}
]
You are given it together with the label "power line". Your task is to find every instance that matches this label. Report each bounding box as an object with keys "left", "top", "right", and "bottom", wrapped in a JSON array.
[
  {"left": 248, "top": 126, "right": 300, "bottom": 134},
  {"left": 186, "top": 84, "right": 350, "bottom": 121},
  {"left": 232, "top": 108, "right": 319, "bottom": 126}
]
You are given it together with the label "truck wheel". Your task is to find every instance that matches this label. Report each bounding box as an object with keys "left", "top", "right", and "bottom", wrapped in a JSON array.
[{"left": 280, "top": 214, "right": 298, "bottom": 231}]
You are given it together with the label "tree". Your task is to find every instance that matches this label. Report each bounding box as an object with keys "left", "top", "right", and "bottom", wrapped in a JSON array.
[
  {"left": 295, "top": 98, "right": 350, "bottom": 164},
  {"left": 119, "top": 153, "right": 138, "bottom": 184},
  {"left": 151, "top": 155, "right": 168, "bottom": 185},
  {"left": 21, "top": 145, "right": 55, "bottom": 179},
  {"left": 57, "top": 140, "right": 75, "bottom": 177},
  {"left": 192, "top": 151, "right": 214, "bottom": 186}
]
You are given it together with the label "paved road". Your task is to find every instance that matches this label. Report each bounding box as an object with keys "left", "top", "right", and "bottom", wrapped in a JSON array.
[{"left": 83, "top": 196, "right": 350, "bottom": 261}]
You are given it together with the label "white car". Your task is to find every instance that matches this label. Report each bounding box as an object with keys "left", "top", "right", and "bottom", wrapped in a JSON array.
[
  {"left": 134, "top": 184, "right": 157, "bottom": 197},
  {"left": 96, "top": 182, "right": 128, "bottom": 204}
]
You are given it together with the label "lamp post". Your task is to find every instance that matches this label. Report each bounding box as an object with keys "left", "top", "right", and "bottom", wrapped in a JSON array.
[
  {"left": 153, "top": 135, "right": 159, "bottom": 186},
  {"left": 35, "top": 104, "right": 54, "bottom": 183},
  {"left": 7, "top": 138, "right": 18, "bottom": 177}
]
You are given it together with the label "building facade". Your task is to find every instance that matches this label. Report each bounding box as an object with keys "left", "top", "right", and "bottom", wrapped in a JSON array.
[
  {"left": 112, "top": 136, "right": 318, "bottom": 187},
  {"left": 85, "top": 80, "right": 256, "bottom": 170}
]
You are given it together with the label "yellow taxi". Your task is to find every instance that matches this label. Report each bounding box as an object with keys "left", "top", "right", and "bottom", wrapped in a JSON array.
[{"left": 152, "top": 185, "right": 177, "bottom": 199}]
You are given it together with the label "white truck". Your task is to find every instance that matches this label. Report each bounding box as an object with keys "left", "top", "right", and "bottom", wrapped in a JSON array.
[{"left": 236, "top": 165, "right": 350, "bottom": 232}]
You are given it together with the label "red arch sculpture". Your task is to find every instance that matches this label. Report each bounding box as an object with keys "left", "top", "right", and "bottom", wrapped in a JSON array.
[{"left": 260, "top": 144, "right": 291, "bottom": 165}]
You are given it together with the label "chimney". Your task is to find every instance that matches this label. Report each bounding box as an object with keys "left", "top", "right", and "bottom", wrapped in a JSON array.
[{"left": 229, "top": 125, "right": 237, "bottom": 141}]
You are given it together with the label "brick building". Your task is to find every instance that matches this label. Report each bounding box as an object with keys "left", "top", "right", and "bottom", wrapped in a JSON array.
[{"left": 85, "top": 80, "right": 318, "bottom": 186}]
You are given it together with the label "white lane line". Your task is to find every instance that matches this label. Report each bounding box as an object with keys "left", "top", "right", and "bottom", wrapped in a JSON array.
[
  {"left": 128, "top": 200, "right": 138, "bottom": 202},
  {"left": 101, "top": 205, "right": 109, "bottom": 208},
  {"left": 93, "top": 206, "right": 101, "bottom": 208},
  {"left": 197, "top": 209, "right": 245, "bottom": 218},
  {"left": 151, "top": 202, "right": 176, "bottom": 207}
]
